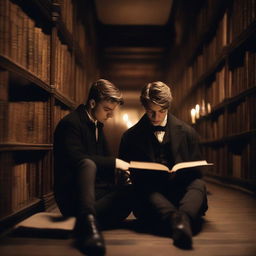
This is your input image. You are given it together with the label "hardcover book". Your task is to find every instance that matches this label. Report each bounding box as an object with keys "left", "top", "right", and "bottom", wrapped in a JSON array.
[{"left": 129, "top": 160, "right": 213, "bottom": 173}]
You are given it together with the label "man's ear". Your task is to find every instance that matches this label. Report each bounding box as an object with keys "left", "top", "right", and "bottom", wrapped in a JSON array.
[{"left": 89, "top": 99, "right": 96, "bottom": 109}]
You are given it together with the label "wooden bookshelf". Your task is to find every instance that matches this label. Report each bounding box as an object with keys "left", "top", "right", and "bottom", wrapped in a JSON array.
[
  {"left": 0, "top": 143, "right": 53, "bottom": 151},
  {"left": 168, "top": 0, "right": 256, "bottom": 191},
  {"left": 0, "top": 0, "right": 99, "bottom": 229}
]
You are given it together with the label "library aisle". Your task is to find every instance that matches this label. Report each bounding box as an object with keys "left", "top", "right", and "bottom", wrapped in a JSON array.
[{"left": 0, "top": 181, "right": 255, "bottom": 256}]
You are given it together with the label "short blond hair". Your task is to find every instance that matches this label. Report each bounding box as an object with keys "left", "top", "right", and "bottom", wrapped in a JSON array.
[
  {"left": 86, "top": 79, "right": 124, "bottom": 105},
  {"left": 140, "top": 81, "right": 173, "bottom": 109}
]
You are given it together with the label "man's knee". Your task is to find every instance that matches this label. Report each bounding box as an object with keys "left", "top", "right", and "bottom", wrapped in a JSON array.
[
  {"left": 77, "top": 158, "right": 97, "bottom": 170},
  {"left": 188, "top": 179, "right": 206, "bottom": 194}
]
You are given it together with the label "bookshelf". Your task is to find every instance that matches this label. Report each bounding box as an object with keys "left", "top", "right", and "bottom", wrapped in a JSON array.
[
  {"left": 168, "top": 0, "right": 256, "bottom": 192},
  {"left": 0, "top": 0, "right": 99, "bottom": 230}
]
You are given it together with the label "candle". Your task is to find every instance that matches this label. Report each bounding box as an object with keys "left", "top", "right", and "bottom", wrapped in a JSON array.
[
  {"left": 195, "top": 104, "right": 200, "bottom": 119},
  {"left": 207, "top": 103, "right": 211, "bottom": 114},
  {"left": 201, "top": 100, "right": 206, "bottom": 116},
  {"left": 191, "top": 108, "right": 196, "bottom": 124}
]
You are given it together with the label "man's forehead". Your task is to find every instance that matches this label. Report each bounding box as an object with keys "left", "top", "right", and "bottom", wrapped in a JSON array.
[
  {"left": 99, "top": 100, "right": 118, "bottom": 109},
  {"left": 146, "top": 102, "right": 166, "bottom": 111}
]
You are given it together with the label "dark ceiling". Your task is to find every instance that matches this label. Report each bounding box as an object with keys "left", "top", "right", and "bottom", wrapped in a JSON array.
[{"left": 93, "top": 0, "right": 176, "bottom": 93}]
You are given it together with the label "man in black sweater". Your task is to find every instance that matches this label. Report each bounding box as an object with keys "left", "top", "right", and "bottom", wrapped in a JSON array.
[
  {"left": 54, "top": 79, "right": 132, "bottom": 255},
  {"left": 119, "top": 81, "right": 208, "bottom": 249}
]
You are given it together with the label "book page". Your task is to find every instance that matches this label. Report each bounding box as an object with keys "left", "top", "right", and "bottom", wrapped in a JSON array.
[
  {"left": 130, "top": 160, "right": 213, "bottom": 173},
  {"left": 130, "top": 161, "right": 169, "bottom": 172},
  {"left": 171, "top": 160, "right": 213, "bottom": 172}
]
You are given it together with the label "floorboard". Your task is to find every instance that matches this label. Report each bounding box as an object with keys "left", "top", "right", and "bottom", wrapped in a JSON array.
[{"left": 0, "top": 182, "right": 256, "bottom": 256}]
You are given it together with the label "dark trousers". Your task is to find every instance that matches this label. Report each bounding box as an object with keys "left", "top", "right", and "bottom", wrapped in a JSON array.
[
  {"left": 133, "top": 172, "right": 208, "bottom": 229},
  {"left": 57, "top": 158, "right": 133, "bottom": 228}
]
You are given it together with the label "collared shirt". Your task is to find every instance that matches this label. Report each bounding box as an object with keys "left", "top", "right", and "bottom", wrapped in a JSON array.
[
  {"left": 154, "top": 114, "right": 167, "bottom": 143},
  {"left": 85, "top": 109, "right": 98, "bottom": 141}
]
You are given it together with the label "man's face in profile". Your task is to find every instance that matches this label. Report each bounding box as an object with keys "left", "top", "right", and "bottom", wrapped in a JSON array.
[{"left": 91, "top": 100, "right": 118, "bottom": 123}]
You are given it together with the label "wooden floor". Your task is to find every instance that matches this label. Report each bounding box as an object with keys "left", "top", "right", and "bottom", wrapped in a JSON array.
[{"left": 0, "top": 181, "right": 256, "bottom": 256}]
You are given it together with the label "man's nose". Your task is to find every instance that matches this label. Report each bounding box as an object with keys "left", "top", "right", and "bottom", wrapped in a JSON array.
[
  {"left": 107, "top": 111, "right": 113, "bottom": 118},
  {"left": 153, "top": 112, "right": 161, "bottom": 120}
]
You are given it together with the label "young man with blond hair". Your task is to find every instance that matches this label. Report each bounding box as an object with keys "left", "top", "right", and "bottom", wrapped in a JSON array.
[
  {"left": 54, "top": 79, "right": 132, "bottom": 255},
  {"left": 119, "top": 81, "right": 208, "bottom": 249}
]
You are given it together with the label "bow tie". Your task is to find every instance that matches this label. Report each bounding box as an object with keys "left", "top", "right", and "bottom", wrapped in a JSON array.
[{"left": 152, "top": 125, "right": 166, "bottom": 132}]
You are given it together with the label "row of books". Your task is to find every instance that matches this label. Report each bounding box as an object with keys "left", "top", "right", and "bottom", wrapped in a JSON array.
[
  {"left": 228, "top": 50, "right": 256, "bottom": 97},
  {"left": 205, "top": 66, "right": 226, "bottom": 108},
  {"left": 0, "top": 152, "right": 39, "bottom": 217},
  {"left": 54, "top": 36, "right": 75, "bottom": 99},
  {"left": 196, "top": 96, "right": 255, "bottom": 140},
  {"left": 175, "top": 48, "right": 256, "bottom": 109},
  {"left": 202, "top": 145, "right": 228, "bottom": 176},
  {"left": 0, "top": 0, "right": 97, "bottom": 222},
  {"left": 229, "top": 0, "right": 256, "bottom": 42},
  {"left": 40, "top": 151, "right": 53, "bottom": 195},
  {"left": 194, "top": 0, "right": 226, "bottom": 41},
  {"left": 175, "top": 2, "right": 256, "bottom": 105},
  {"left": 74, "top": 19, "right": 87, "bottom": 57},
  {"left": 227, "top": 95, "right": 256, "bottom": 134},
  {"left": 192, "top": 0, "right": 255, "bottom": 56},
  {"left": 54, "top": 104, "right": 70, "bottom": 129},
  {"left": 0, "top": 69, "right": 8, "bottom": 101},
  {"left": 0, "top": 101, "right": 50, "bottom": 144},
  {"left": 187, "top": 9, "right": 227, "bottom": 82},
  {"left": 197, "top": 113, "right": 225, "bottom": 140},
  {"left": 171, "top": 1, "right": 256, "bottom": 190},
  {"left": 0, "top": 0, "right": 50, "bottom": 84},
  {"left": 202, "top": 140, "right": 256, "bottom": 180},
  {"left": 56, "top": 0, "right": 74, "bottom": 34},
  {"left": 199, "top": 11, "right": 227, "bottom": 71},
  {"left": 75, "top": 64, "right": 87, "bottom": 104}
]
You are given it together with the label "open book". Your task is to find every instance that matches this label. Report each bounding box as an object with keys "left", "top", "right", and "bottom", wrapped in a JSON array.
[{"left": 129, "top": 160, "right": 213, "bottom": 173}]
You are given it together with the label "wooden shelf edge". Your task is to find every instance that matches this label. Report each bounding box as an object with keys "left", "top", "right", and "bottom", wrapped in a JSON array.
[
  {"left": 0, "top": 143, "right": 53, "bottom": 151},
  {"left": 200, "top": 129, "right": 256, "bottom": 145},
  {"left": 196, "top": 86, "right": 256, "bottom": 121},
  {"left": 228, "top": 21, "right": 256, "bottom": 55},
  {"left": 53, "top": 89, "right": 76, "bottom": 109},
  {"left": 226, "top": 86, "right": 256, "bottom": 106},
  {"left": 0, "top": 55, "right": 52, "bottom": 93}
]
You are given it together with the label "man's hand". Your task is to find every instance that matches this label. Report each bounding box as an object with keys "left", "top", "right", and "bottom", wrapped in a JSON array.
[
  {"left": 115, "top": 158, "right": 130, "bottom": 172},
  {"left": 115, "top": 158, "right": 131, "bottom": 185}
]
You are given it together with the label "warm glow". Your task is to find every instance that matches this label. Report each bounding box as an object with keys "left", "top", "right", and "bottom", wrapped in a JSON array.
[
  {"left": 123, "top": 113, "right": 129, "bottom": 122},
  {"left": 122, "top": 113, "right": 133, "bottom": 128},
  {"left": 201, "top": 100, "right": 206, "bottom": 116},
  {"left": 127, "top": 121, "right": 132, "bottom": 128},
  {"left": 195, "top": 104, "right": 200, "bottom": 119},
  {"left": 191, "top": 108, "right": 196, "bottom": 124},
  {"left": 207, "top": 103, "right": 211, "bottom": 113}
]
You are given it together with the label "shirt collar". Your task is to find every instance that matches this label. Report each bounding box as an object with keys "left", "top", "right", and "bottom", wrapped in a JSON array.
[
  {"left": 85, "top": 109, "right": 98, "bottom": 126},
  {"left": 159, "top": 113, "right": 167, "bottom": 127}
]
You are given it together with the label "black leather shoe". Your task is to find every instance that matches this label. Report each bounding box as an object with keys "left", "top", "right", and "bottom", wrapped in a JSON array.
[
  {"left": 74, "top": 214, "right": 106, "bottom": 255},
  {"left": 171, "top": 211, "right": 192, "bottom": 249}
]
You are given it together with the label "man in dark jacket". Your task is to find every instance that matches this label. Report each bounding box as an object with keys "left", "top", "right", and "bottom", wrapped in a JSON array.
[
  {"left": 119, "top": 81, "right": 208, "bottom": 249},
  {"left": 54, "top": 79, "right": 132, "bottom": 255}
]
